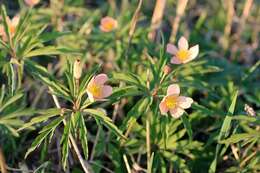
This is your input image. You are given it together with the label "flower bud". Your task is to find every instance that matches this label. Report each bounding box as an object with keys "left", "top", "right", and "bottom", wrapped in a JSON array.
[
  {"left": 73, "top": 58, "right": 82, "bottom": 80},
  {"left": 163, "top": 65, "right": 171, "bottom": 75}
]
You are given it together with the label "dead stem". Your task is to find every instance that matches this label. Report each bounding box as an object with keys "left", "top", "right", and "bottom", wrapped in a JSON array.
[
  {"left": 148, "top": 0, "right": 167, "bottom": 41},
  {"left": 0, "top": 147, "right": 7, "bottom": 173}
]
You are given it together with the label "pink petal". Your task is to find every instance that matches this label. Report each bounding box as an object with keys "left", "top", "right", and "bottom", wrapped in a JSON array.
[
  {"left": 0, "top": 26, "right": 4, "bottom": 35},
  {"left": 101, "top": 85, "right": 113, "bottom": 98},
  {"left": 159, "top": 99, "right": 169, "bottom": 114},
  {"left": 167, "top": 84, "right": 180, "bottom": 96},
  {"left": 184, "top": 45, "right": 199, "bottom": 63},
  {"left": 170, "top": 107, "right": 184, "bottom": 118},
  {"left": 177, "top": 96, "right": 193, "bottom": 109},
  {"left": 166, "top": 43, "right": 178, "bottom": 55},
  {"left": 170, "top": 56, "right": 182, "bottom": 64},
  {"left": 94, "top": 74, "right": 108, "bottom": 85},
  {"left": 178, "top": 36, "right": 188, "bottom": 50},
  {"left": 11, "top": 15, "right": 20, "bottom": 27}
]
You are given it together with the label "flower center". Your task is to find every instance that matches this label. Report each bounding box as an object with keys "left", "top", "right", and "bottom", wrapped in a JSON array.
[
  {"left": 176, "top": 50, "right": 190, "bottom": 62},
  {"left": 104, "top": 22, "right": 115, "bottom": 30},
  {"left": 165, "top": 95, "right": 178, "bottom": 109},
  {"left": 88, "top": 84, "right": 102, "bottom": 98}
]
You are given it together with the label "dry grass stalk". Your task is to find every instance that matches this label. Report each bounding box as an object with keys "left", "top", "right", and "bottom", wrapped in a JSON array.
[
  {"left": 170, "top": 0, "right": 188, "bottom": 42},
  {"left": 222, "top": 0, "right": 235, "bottom": 50},
  {"left": 170, "top": 0, "right": 189, "bottom": 41},
  {"left": 231, "top": 0, "right": 254, "bottom": 59},
  {"left": 0, "top": 147, "right": 7, "bottom": 173},
  {"left": 148, "top": 0, "right": 167, "bottom": 41},
  {"left": 125, "top": 0, "right": 143, "bottom": 60}
]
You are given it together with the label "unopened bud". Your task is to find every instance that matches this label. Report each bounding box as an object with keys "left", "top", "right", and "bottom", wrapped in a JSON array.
[
  {"left": 73, "top": 58, "right": 82, "bottom": 79},
  {"left": 163, "top": 65, "right": 171, "bottom": 75},
  {"left": 244, "top": 104, "right": 256, "bottom": 117}
]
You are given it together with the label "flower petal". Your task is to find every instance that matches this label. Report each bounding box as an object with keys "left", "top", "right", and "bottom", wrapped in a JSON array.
[
  {"left": 177, "top": 96, "right": 193, "bottom": 109},
  {"left": 178, "top": 36, "right": 188, "bottom": 50},
  {"left": 170, "top": 56, "right": 182, "bottom": 64},
  {"left": 11, "top": 15, "right": 20, "bottom": 27},
  {"left": 167, "top": 84, "right": 180, "bottom": 96},
  {"left": 170, "top": 107, "right": 184, "bottom": 118},
  {"left": 159, "top": 99, "right": 169, "bottom": 115},
  {"left": 102, "top": 85, "right": 113, "bottom": 98},
  {"left": 166, "top": 43, "right": 178, "bottom": 55},
  {"left": 94, "top": 74, "right": 108, "bottom": 85},
  {"left": 87, "top": 91, "right": 95, "bottom": 102},
  {"left": 184, "top": 44, "right": 199, "bottom": 63}
]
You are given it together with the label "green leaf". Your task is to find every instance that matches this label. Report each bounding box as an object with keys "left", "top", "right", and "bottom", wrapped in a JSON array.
[
  {"left": 25, "top": 130, "right": 51, "bottom": 158},
  {"left": 209, "top": 90, "right": 238, "bottom": 173},
  {"left": 18, "top": 108, "right": 62, "bottom": 131},
  {"left": 79, "top": 113, "right": 89, "bottom": 159},
  {"left": 219, "top": 133, "right": 260, "bottom": 144},
  {"left": 61, "top": 118, "right": 71, "bottom": 170},
  {"left": 108, "top": 86, "right": 143, "bottom": 101},
  {"left": 123, "top": 97, "right": 151, "bottom": 132},
  {"left": 181, "top": 113, "right": 193, "bottom": 141},
  {"left": 38, "top": 31, "right": 71, "bottom": 43},
  {"left": 0, "top": 93, "right": 23, "bottom": 112},
  {"left": 1, "top": 5, "right": 11, "bottom": 44},
  {"left": 39, "top": 116, "right": 64, "bottom": 134},
  {"left": 112, "top": 72, "right": 147, "bottom": 91},
  {"left": 23, "top": 46, "right": 80, "bottom": 58},
  {"left": 83, "top": 109, "right": 125, "bottom": 139}
]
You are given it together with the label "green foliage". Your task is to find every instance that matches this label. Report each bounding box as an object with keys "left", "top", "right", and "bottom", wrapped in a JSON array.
[{"left": 0, "top": 1, "right": 259, "bottom": 172}]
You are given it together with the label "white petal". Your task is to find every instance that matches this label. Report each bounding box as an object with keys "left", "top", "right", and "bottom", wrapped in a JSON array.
[
  {"left": 167, "top": 84, "right": 180, "bottom": 96},
  {"left": 177, "top": 96, "right": 193, "bottom": 109},
  {"left": 170, "top": 107, "right": 184, "bottom": 118},
  {"left": 178, "top": 36, "right": 188, "bottom": 50},
  {"left": 184, "top": 45, "right": 199, "bottom": 63}
]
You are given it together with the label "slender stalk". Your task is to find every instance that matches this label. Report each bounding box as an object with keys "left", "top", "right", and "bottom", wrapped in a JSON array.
[
  {"left": 90, "top": 126, "right": 101, "bottom": 161},
  {"left": 148, "top": 0, "right": 167, "bottom": 41},
  {"left": 146, "top": 117, "right": 151, "bottom": 172},
  {"left": 123, "top": 154, "right": 132, "bottom": 173},
  {"left": 50, "top": 88, "right": 90, "bottom": 173},
  {"left": 0, "top": 147, "right": 7, "bottom": 173}
]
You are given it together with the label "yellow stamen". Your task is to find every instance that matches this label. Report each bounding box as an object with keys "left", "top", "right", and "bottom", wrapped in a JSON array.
[
  {"left": 88, "top": 84, "right": 102, "bottom": 98},
  {"left": 176, "top": 50, "right": 190, "bottom": 62},
  {"left": 165, "top": 95, "right": 178, "bottom": 109},
  {"left": 103, "top": 22, "right": 115, "bottom": 31}
]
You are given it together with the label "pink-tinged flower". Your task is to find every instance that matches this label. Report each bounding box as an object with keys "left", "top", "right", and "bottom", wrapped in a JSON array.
[
  {"left": 159, "top": 84, "right": 193, "bottom": 118},
  {"left": 99, "top": 16, "right": 118, "bottom": 32},
  {"left": 0, "top": 15, "right": 20, "bottom": 41},
  {"left": 24, "top": 0, "right": 40, "bottom": 7},
  {"left": 167, "top": 36, "right": 199, "bottom": 64},
  {"left": 86, "top": 74, "right": 113, "bottom": 102}
]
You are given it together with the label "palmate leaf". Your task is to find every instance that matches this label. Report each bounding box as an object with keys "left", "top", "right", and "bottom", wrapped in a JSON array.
[
  {"left": 123, "top": 97, "right": 151, "bottom": 132},
  {"left": 25, "top": 116, "right": 63, "bottom": 159},
  {"left": 83, "top": 108, "right": 125, "bottom": 139},
  {"left": 112, "top": 72, "right": 147, "bottom": 91},
  {"left": 108, "top": 86, "right": 143, "bottom": 101},
  {"left": 18, "top": 108, "right": 62, "bottom": 131},
  {"left": 219, "top": 132, "right": 260, "bottom": 144}
]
